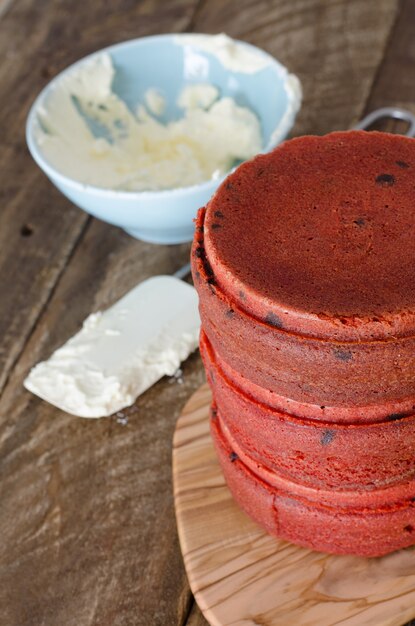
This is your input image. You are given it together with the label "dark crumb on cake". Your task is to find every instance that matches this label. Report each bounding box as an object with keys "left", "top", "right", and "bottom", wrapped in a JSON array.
[
  {"left": 211, "top": 223, "right": 222, "bottom": 230},
  {"left": 226, "top": 309, "right": 234, "bottom": 317},
  {"left": 211, "top": 407, "right": 217, "bottom": 419},
  {"left": 225, "top": 181, "right": 234, "bottom": 190},
  {"left": 214, "top": 210, "right": 224, "bottom": 218},
  {"left": 396, "top": 160, "right": 409, "bottom": 168},
  {"left": 265, "top": 312, "right": 284, "bottom": 329},
  {"left": 239, "top": 290, "right": 246, "bottom": 300},
  {"left": 386, "top": 412, "right": 408, "bottom": 421},
  {"left": 404, "top": 525, "right": 414, "bottom": 533},
  {"left": 204, "top": 257, "right": 215, "bottom": 286},
  {"left": 353, "top": 217, "right": 366, "bottom": 227},
  {"left": 207, "top": 282, "right": 216, "bottom": 297},
  {"left": 321, "top": 430, "right": 335, "bottom": 446},
  {"left": 196, "top": 225, "right": 204, "bottom": 233},
  {"left": 194, "top": 246, "right": 204, "bottom": 258},
  {"left": 376, "top": 173, "right": 395, "bottom": 186},
  {"left": 333, "top": 348, "right": 353, "bottom": 362},
  {"left": 256, "top": 167, "right": 266, "bottom": 177},
  {"left": 229, "top": 451, "right": 239, "bottom": 462}
]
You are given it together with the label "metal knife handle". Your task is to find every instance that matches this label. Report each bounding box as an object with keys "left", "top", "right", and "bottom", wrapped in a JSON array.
[
  {"left": 354, "top": 107, "right": 415, "bottom": 137},
  {"left": 174, "top": 262, "right": 191, "bottom": 280}
]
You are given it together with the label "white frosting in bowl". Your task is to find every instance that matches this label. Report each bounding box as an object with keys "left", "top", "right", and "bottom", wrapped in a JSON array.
[{"left": 33, "top": 52, "right": 263, "bottom": 192}]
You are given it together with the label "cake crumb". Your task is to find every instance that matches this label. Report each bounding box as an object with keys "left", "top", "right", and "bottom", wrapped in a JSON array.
[
  {"left": 169, "top": 368, "right": 184, "bottom": 385},
  {"left": 116, "top": 412, "right": 128, "bottom": 426}
]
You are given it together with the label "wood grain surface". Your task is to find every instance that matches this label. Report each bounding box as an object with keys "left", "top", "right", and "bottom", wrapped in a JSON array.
[
  {"left": 174, "top": 385, "right": 415, "bottom": 626},
  {"left": 1, "top": 0, "right": 415, "bottom": 624}
]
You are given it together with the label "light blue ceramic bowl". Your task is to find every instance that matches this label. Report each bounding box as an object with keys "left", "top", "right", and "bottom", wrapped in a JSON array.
[{"left": 26, "top": 34, "right": 301, "bottom": 244}]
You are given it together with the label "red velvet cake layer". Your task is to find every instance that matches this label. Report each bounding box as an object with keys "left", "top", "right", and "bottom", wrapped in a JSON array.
[
  {"left": 211, "top": 410, "right": 415, "bottom": 557},
  {"left": 203, "top": 131, "right": 415, "bottom": 341},
  {"left": 192, "top": 209, "right": 415, "bottom": 411},
  {"left": 201, "top": 331, "right": 415, "bottom": 490}
]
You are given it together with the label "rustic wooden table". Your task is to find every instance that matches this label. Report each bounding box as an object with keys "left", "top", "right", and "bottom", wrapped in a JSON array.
[{"left": 1, "top": 1, "right": 415, "bottom": 625}]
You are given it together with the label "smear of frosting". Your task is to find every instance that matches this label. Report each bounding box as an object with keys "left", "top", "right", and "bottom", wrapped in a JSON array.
[{"left": 175, "top": 33, "right": 273, "bottom": 74}]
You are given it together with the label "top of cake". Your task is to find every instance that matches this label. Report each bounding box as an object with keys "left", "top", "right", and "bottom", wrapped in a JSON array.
[{"left": 203, "top": 131, "right": 415, "bottom": 340}]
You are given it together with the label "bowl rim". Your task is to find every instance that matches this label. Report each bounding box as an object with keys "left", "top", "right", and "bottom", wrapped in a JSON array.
[{"left": 26, "top": 32, "right": 297, "bottom": 200}]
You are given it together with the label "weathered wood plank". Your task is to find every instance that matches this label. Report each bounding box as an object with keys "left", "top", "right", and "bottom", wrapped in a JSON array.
[
  {"left": 363, "top": 0, "right": 415, "bottom": 115},
  {"left": 0, "top": 222, "right": 205, "bottom": 626},
  {"left": 0, "top": 1, "right": 407, "bottom": 625},
  {"left": 0, "top": 1, "right": 200, "bottom": 624}
]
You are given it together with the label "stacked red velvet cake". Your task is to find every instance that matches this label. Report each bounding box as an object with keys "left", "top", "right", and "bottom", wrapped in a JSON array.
[{"left": 191, "top": 130, "right": 415, "bottom": 557}]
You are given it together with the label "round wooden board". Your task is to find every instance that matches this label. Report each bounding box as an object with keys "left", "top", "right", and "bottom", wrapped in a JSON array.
[{"left": 173, "top": 384, "right": 415, "bottom": 626}]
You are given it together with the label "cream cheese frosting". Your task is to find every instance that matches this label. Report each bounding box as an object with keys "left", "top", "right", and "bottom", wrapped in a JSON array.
[
  {"left": 175, "top": 33, "right": 273, "bottom": 74},
  {"left": 33, "top": 52, "right": 262, "bottom": 191},
  {"left": 24, "top": 276, "right": 200, "bottom": 418}
]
